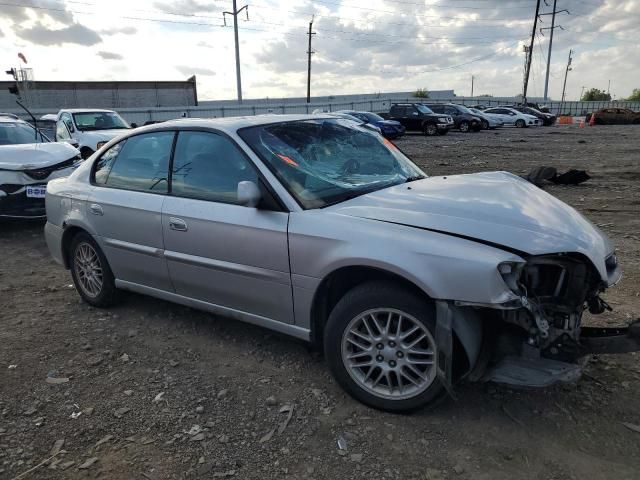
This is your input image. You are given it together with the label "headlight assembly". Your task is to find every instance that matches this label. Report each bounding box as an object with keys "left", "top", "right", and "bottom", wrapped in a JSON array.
[{"left": 498, "top": 261, "right": 525, "bottom": 294}]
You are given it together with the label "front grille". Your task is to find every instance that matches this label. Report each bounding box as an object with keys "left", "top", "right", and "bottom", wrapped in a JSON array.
[{"left": 24, "top": 155, "right": 80, "bottom": 180}]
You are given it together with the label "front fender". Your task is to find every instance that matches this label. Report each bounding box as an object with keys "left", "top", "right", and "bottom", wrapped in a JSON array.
[{"left": 289, "top": 211, "right": 523, "bottom": 305}]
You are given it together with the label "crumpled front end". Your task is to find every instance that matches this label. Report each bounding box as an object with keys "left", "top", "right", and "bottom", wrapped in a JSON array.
[{"left": 471, "top": 251, "right": 639, "bottom": 387}]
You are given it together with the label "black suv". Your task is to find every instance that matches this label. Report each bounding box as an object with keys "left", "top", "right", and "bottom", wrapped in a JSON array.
[
  {"left": 386, "top": 103, "right": 453, "bottom": 136},
  {"left": 425, "top": 104, "right": 482, "bottom": 132}
]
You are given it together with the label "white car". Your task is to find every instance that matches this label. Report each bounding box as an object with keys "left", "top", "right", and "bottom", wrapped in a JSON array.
[
  {"left": 56, "top": 109, "right": 131, "bottom": 159},
  {"left": 0, "top": 114, "right": 81, "bottom": 218},
  {"left": 483, "top": 107, "right": 540, "bottom": 128}
]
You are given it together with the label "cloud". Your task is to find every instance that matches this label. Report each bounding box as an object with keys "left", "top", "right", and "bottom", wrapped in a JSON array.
[
  {"left": 16, "top": 22, "right": 102, "bottom": 46},
  {"left": 100, "top": 26, "right": 138, "bottom": 35},
  {"left": 153, "top": 0, "right": 211, "bottom": 14},
  {"left": 97, "top": 51, "right": 123, "bottom": 60},
  {"left": 0, "top": 0, "right": 75, "bottom": 25},
  {"left": 175, "top": 65, "right": 216, "bottom": 76}
]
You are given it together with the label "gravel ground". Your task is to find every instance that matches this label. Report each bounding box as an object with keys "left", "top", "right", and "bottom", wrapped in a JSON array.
[{"left": 1, "top": 124, "right": 639, "bottom": 480}]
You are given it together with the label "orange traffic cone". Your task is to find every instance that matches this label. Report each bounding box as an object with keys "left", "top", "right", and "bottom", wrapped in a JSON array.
[{"left": 588, "top": 114, "right": 595, "bottom": 127}]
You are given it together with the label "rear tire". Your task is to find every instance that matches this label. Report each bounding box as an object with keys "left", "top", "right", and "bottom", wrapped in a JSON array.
[
  {"left": 69, "top": 232, "right": 117, "bottom": 308},
  {"left": 515, "top": 119, "right": 526, "bottom": 128},
  {"left": 324, "top": 282, "right": 444, "bottom": 413},
  {"left": 481, "top": 120, "right": 489, "bottom": 130}
]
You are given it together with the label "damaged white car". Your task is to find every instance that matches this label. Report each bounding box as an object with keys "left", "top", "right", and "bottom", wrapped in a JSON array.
[
  {"left": 44, "top": 116, "right": 639, "bottom": 412},
  {"left": 1, "top": 114, "right": 81, "bottom": 218}
]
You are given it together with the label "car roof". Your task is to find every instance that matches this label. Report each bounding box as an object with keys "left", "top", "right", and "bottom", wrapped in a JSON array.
[
  {"left": 133, "top": 114, "right": 340, "bottom": 134},
  {"left": 58, "top": 109, "right": 118, "bottom": 114},
  {"left": 0, "top": 116, "right": 26, "bottom": 124}
]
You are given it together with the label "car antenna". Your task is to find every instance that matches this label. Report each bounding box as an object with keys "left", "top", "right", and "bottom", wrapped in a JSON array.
[{"left": 15, "top": 99, "right": 43, "bottom": 141}]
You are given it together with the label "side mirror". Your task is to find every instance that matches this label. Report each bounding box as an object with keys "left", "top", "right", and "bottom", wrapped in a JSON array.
[{"left": 237, "top": 180, "right": 262, "bottom": 208}]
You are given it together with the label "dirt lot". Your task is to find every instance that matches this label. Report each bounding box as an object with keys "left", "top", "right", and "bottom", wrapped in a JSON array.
[{"left": 1, "top": 124, "right": 639, "bottom": 480}]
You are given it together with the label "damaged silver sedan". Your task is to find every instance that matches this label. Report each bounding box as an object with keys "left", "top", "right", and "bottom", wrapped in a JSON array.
[{"left": 43, "top": 115, "right": 639, "bottom": 412}]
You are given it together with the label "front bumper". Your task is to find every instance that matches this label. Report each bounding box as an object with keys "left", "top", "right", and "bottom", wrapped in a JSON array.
[
  {"left": 0, "top": 167, "right": 76, "bottom": 218},
  {"left": 437, "top": 123, "right": 452, "bottom": 131},
  {"left": 0, "top": 187, "right": 46, "bottom": 218}
]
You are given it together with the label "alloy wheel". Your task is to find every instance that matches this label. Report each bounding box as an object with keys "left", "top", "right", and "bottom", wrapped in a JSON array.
[
  {"left": 74, "top": 242, "right": 103, "bottom": 298},
  {"left": 341, "top": 308, "right": 437, "bottom": 400}
]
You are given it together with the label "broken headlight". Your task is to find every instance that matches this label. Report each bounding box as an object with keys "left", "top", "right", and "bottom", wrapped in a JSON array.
[{"left": 498, "top": 261, "right": 525, "bottom": 294}]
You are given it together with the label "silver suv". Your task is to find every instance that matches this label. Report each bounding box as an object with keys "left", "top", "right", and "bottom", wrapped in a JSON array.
[{"left": 44, "top": 115, "right": 635, "bottom": 412}]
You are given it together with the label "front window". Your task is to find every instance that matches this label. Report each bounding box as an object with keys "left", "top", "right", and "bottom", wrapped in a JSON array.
[
  {"left": 239, "top": 119, "right": 425, "bottom": 209},
  {"left": 456, "top": 105, "right": 473, "bottom": 114},
  {"left": 72, "top": 111, "right": 129, "bottom": 131},
  {"left": 0, "top": 121, "right": 49, "bottom": 145},
  {"left": 361, "top": 112, "right": 384, "bottom": 123},
  {"left": 415, "top": 104, "right": 433, "bottom": 114}
]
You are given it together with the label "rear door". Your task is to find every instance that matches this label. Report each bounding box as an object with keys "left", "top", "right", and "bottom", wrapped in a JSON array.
[
  {"left": 161, "top": 130, "right": 294, "bottom": 323},
  {"left": 87, "top": 130, "right": 175, "bottom": 291}
]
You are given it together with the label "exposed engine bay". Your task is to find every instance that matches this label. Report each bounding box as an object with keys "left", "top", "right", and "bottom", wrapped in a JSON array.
[
  {"left": 448, "top": 252, "right": 639, "bottom": 389},
  {"left": 502, "top": 254, "right": 608, "bottom": 361}
]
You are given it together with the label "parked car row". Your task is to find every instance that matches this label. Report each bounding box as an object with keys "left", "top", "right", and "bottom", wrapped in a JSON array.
[{"left": 380, "top": 102, "right": 549, "bottom": 135}]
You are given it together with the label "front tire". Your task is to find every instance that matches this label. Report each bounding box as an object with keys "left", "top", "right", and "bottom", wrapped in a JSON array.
[
  {"left": 459, "top": 121, "right": 470, "bottom": 132},
  {"left": 515, "top": 119, "right": 526, "bottom": 128},
  {"left": 481, "top": 120, "right": 489, "bottom": 130},
  {"left": 423, "top": 122, "right": 438, "bottom": 136},
  {"left": 324, "top": 282, "right": 443, "bottom": 413},
  {"left": 69, "top": 233, "right": 117, "bottom": 308}
]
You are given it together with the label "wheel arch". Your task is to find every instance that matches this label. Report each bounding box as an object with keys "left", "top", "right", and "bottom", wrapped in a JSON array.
[
  {"left": 309, "top": 265, "right": 482, "bottom": 377},
  {"left": 61, "top": 225, "right": 91, "bottom": 269}
]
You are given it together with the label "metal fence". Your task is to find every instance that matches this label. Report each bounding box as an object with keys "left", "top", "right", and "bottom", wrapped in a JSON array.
[{"left": 6, "top": 98, "right": 640, "bottom": 125}]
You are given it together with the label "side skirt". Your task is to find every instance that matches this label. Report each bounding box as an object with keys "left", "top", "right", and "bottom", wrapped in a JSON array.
[{"left": 115, "top": 279, "right": 311, "bottom": 342}]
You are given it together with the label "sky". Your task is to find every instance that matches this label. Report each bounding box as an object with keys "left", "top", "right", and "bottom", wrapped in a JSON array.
[{"left": 0, "top": 0, "right": 638, "bottom": 101}]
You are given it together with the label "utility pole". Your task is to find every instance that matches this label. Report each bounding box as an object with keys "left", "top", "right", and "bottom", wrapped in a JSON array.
[
  {"left": 306, "top": 17, "right": 316, "bottom": 103},
  {"left": 224, "top": 1, "right": 249, "bottom": 103},
  {"left": 560, "top": 49, "right": 573, "bottom": 114},
  {"left": 523, "top": 0, "right": 541, "bottom": 104},
  {"left": 539, "top": 0, "right": 569, "bottom": 101},
  {"left": 607, "top": 79, "right": 611, "bottom": 96},
  {"left": 471, "top": 75, "right": 474, "bottom": 97},
  {"left": 580, "top": 85, "right": 585, "bottom": 100}
]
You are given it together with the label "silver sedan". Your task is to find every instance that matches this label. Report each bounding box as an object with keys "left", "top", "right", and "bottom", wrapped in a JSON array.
[{"left": 44, "top": 115, "right": 634, "bottom": 412}]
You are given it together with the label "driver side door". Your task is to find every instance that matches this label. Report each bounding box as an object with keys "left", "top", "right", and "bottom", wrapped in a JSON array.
[{"left": 161, "top": 130, "right": 294, "bottom": 324}]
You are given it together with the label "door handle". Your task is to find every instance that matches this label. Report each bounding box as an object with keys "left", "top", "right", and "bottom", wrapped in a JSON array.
[
  {"left": 89, "top": 203, "right": 103, "bottom": 216},
  {"left": 169, "top": 217, "right": 188, "bottom": 232}
]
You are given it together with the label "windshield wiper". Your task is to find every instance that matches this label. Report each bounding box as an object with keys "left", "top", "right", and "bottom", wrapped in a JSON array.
[{"left": 405, "top": 175, "right": 426, "bottom": 183}]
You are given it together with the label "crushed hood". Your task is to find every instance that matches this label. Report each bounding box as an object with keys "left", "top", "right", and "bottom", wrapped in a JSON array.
[
  {"left": 0, "top": 142, "right": 80, "bottom": 170},
  {"left": 327, "top": 171, "right": 613, "bottom": 280}
]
